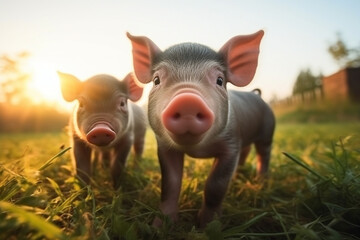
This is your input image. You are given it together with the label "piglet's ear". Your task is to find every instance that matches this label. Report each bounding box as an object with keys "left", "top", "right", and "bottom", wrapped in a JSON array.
[
  {"left": 123, "top": 73, "right": 143, "bottom": 102},
  {"left": 126, "top": 32, "right": 161, "bottom": 84},
  {"left": 57, "top": 71, "right": 82, "bottom": 102},
  {"left": 219, "top": 30, "right": 264, "bottom": 87}
]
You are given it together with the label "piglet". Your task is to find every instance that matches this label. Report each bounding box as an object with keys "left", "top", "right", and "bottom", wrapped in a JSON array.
[
  {"left": 127, "top": 31, "right": 275, "bottom": 227},
  {"left": 58, "top": 72, "right": 146, "bottom": 188}
]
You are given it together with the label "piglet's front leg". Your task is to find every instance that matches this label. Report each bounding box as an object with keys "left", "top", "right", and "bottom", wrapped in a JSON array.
[
  {"left": 198, "top": 150, "right": 240, "bottom": 228},
  {"left": 73, "top": 137, "right": 92, "bottom": 184},
  {"left": 111, "top": 139, "right": 132, "bottom": 188},
  {"left": 153, "top": 146, "right": 184, "bottom": 227}
]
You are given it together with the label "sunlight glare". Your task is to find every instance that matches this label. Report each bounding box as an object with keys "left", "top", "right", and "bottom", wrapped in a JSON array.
[{"left": 27, "top": 59, "right": 68, "bottom": 109}]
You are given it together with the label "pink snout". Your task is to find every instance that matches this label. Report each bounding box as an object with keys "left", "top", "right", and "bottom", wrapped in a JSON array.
[
  {"left": 161, "top": 93, "right": 214, "bottom": 139},
  {"left": 86, "top": 123, "right": 116, "bottom": 146}
]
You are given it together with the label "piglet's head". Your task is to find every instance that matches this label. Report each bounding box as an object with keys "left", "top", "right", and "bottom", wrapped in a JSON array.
[
  {"left": 58, "top": 72, "right": 143, "bottom": 147},
  {"left": 127, "top": 31, "right": 263, "bottom": 147}
]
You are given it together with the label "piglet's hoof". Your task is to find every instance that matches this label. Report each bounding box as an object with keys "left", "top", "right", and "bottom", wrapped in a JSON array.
[{"left": 152, "top": 217, "right": 163, "bottom": 228}]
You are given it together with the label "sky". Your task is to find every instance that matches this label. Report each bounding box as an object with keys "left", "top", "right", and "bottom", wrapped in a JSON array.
[{"left": 0, "top": 0, "right": 359, "bottom": 108}]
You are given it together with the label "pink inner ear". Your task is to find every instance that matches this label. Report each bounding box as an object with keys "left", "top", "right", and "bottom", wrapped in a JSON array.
[
  {"left": 124, "top": 73, "right": 143, "bottom": 102},
  {"left": 127, "top": 32, "right": 161, "bottom": 84},
  {"left": 219, "top": 30, "right": 264, "bottom": 87}
]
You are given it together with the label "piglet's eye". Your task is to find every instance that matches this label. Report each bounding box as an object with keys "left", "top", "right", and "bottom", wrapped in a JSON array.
[
  {"left": 216, "top": 77, "right": 224, "bottom": 86},
  {"left": 120, "top": 99, "right": 127, "bottom": 107},
  {"left": 153, "top": 76, "right": 160, "bottom": 85},
  {"left": 119, "top": 98, "right": 127, "bottom": 112}
]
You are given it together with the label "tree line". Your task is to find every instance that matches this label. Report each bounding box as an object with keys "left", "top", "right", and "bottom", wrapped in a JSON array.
[{"left": 291, "top": 33, "right": 360, "bottom": 100}]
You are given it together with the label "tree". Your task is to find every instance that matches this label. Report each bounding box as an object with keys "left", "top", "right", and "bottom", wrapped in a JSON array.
[
  {"left": 328, "top": 33, "right": 360, "bottom": 68},
  {"left": 292, "top": 68, "right": 321, "bottom": 97},
  {"left": 0, "top": 52, "right": 32, "bottom": 104}
]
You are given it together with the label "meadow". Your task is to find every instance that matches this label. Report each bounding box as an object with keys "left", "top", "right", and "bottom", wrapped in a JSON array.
[{"left": 1, "top": 119, "right": 360, "bottom": 239}]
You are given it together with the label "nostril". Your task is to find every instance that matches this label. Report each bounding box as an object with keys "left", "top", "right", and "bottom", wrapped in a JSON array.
[
  {"left": 173, "top": 112, "right": 181, "bottom": 119},
  {"left": 196, "top": 113, "right": 204, "bottom": 120}
]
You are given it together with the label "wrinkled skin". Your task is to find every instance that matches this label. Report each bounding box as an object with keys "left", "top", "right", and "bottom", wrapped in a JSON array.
[
  {"left": 58, "top": 72, "right": 146, "bottom": 188},
  {"left": 127, "top": 30, "right": 275, "bottom": 227}
]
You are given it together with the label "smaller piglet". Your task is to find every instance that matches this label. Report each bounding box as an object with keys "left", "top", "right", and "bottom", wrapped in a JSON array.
[{"left": 58, "top": 72, "right": 146, "bottom": 187}]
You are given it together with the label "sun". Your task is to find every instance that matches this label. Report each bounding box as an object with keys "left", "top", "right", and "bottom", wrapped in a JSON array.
[{"left": 27, "top": 59, "right": 71, "bottom": 111}]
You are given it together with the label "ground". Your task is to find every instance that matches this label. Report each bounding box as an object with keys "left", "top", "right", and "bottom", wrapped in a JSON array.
[{"left": 0, "top": 121, "right": 360, "bottom": 239}]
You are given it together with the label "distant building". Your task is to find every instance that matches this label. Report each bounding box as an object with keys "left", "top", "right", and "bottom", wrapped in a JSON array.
[{"left": 322, "top": 67, "right": 360, "bottom": 102}]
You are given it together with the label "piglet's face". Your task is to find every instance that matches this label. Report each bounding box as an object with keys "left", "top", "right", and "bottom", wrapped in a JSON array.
[
  {"left": 148, "top": 57, "right": 229, "bottom": 147},
  {"left": 58, "top": 72, "right": 143, "bottom": 148}
]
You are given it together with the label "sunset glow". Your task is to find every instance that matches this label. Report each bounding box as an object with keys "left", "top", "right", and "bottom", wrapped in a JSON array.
[
  {"left": 28, "top": 60, "right": 59, "bottom": 102},
  {"left": 20, "top": 57, "right": 74, "bottom": 112}
]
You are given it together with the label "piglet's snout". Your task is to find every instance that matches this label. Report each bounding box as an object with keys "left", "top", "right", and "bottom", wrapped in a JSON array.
[
  {"left": 161, "top": 93, "right": 214, "bottom": 136},
  {"left": 86, "top": 123, "right": 116, "bottom": 146}
]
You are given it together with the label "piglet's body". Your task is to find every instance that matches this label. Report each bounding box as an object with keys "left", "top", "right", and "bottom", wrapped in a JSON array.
[
  {"left": 127, "top": 31, "right": 275, "bottom": 227},
  {"left": 58, "top": 73, "right": 146, "bottom": 187}
]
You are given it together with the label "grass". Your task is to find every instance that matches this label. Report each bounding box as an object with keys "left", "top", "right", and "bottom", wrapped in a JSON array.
[
  {"left": 0, "top": 122, "right": 360, "bottom": 239},
  {"left": 273, "top": 101, "right": 360, "bottom": 123}
]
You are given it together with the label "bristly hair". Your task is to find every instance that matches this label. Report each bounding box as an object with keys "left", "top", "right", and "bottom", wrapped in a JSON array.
[
  {"left": 84, "top": 75, "right": 126, "bottom": 100},
  {"left": 152, "top": 43, "right": 226, "bottom": 69}
]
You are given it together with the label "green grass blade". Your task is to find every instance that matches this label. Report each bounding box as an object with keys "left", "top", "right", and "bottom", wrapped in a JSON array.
[
  {"left": 0, "top": 201, "right": 66, "bottom": 239},
  {"left": 38, "top": 147, "right": 71, "bottom": 171},
  {"left": 134, "top": 200, "right": 159, "bottom": 213},
  {"left": 0, "top": 178, "right": 21, "bottom": 201},
  {"left": 205, "top": 220, "right": 223, "bottom": 240},
  {"left": 222, "top": 212, "right": 268, "bottom": 237},
  {"left": 272, "top": 205, "right": 291, "bottom": 240},
  {"left": 46, "top": 177, "right": 64, "bottom": 200},
  {"left": 49, "top": 188, "right": 84, "bottom": 218},
  {"left": 283, "top": 152, "right": 327, "bottom": 180}
]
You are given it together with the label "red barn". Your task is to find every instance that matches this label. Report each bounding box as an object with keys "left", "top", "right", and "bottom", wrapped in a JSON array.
[{"left": 322, "top": 67, "right": 360, "bottom": 102}]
